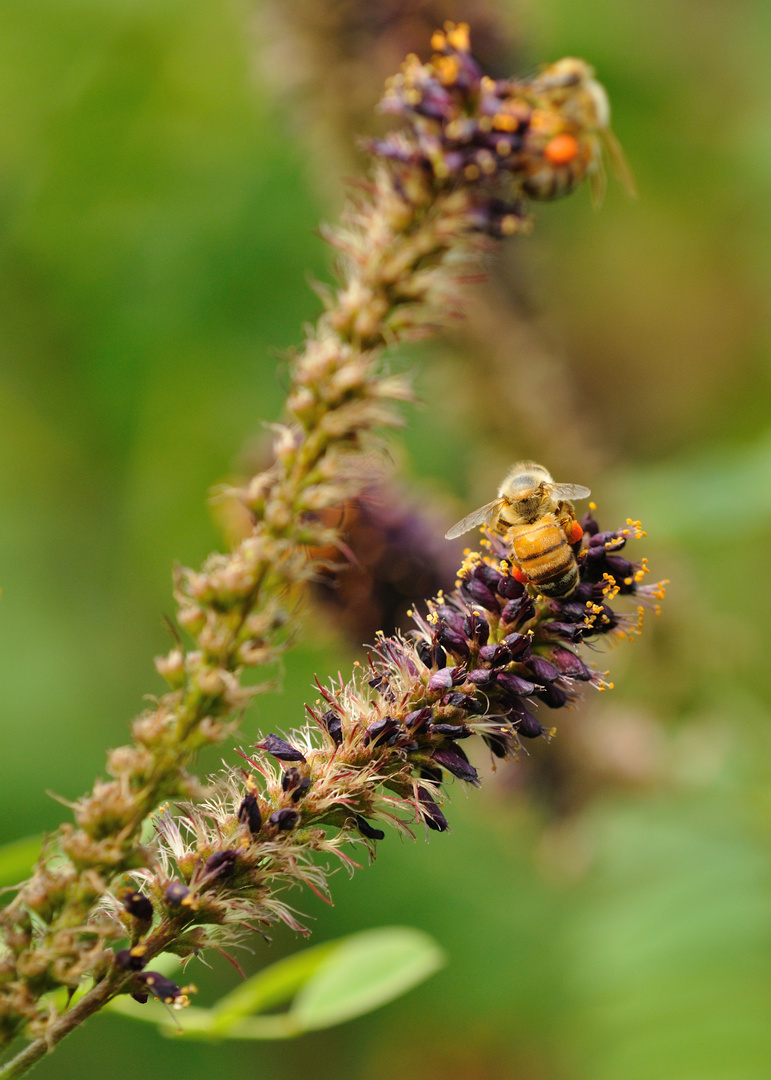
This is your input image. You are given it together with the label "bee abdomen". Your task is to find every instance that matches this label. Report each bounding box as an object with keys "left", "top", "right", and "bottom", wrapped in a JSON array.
[
  {"left": 509, "top": 519, "right": 579, "bottom": 597},
  {"left": 535, "top": 562, "right": 579, "bottom": 597},
  {"left": 522, "top": 165, "right": 581, "bottom": 200}
]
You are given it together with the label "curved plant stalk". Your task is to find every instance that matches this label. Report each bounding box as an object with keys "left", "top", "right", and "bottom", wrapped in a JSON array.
[{"left": 0, "top": 24, "right": 656, "bottom": 1078}]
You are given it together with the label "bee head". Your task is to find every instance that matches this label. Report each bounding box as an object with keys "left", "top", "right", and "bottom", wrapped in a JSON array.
[
  {"left": 532, "top": 58, "right": 610, "bottom": 131},
  {"left": 499, "top": 462, "right": 554, "bottom": 522}
]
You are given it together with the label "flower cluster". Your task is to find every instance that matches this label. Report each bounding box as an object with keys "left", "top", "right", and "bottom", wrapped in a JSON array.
[
  {"left": 375, "top": 23, "right": 627, "bottom": 233},
  {"left": 105, "top": 510, "right": 665, "bottom": 971}
]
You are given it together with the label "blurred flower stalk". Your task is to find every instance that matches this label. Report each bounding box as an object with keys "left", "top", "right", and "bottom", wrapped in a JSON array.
[{"left": 0, "top": 24, "right": 661, "bottom": 1078}]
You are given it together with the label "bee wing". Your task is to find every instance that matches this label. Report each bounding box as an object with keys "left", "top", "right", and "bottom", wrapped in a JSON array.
[
  {"left": 547, "top": 482, "right": 591, "bottom": 501},
  {"left": 601, "top": 126, "right": 637, "bottom": 197},
  {"left": 445, "top": 499, "right": 502, "bottom": 540},
  {"left": 589, "top": 159, "right": 607, "bottom": 209}
]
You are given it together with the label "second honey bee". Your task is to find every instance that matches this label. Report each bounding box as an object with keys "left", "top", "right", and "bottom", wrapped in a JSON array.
[
  {"left": 446, "top": 461, "right": 591, "bottom": 597},
  {"left": 520, "top": 57, "right": 636, "bottom": 205}
]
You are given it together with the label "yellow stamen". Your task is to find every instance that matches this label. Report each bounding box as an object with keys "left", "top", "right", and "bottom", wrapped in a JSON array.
[{"left": 446, "top": 22, "right": 471, "bottom": 52}]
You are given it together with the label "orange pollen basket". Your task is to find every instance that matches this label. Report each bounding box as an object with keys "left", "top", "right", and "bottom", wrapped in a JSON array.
[{"left": 543, "top": 133, "right": 581, "bottom": 165}]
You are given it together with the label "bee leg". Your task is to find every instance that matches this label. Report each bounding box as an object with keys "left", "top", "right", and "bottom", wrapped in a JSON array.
[
  {"left": 510, "top": 564, "right": 528, "bottom": 584},
  {"left": 567, "top": 519, "right": 584, "bottom": 544},
  {"left": 556, "top": 502, "right": 584, "bottom": 546}
]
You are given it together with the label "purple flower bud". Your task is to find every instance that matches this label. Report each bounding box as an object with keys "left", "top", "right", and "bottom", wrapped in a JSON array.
[
  {"left": 405, "top": 707, "right": 433, "bottom": 732},
  {"left": 582, "top": 605, "right": 618, "bottom": 636},
  {"left": 549, "top": 646, "right": 591, "bottom": 680},
  {"left": 497, "top": 574, "right": 525, "bottom": 599},
  {"left": 255, "top": 734, "right": 306, "bottom": 763},
  {"left": 428, "top": 668, "right": 454, "bottom": 693},
  {"left": 553, "top": 601, "right": 587, "bottom": 622},
  {"left": 436, "top": 607, "right": 464, "bottom": 633},
  {"left": 496, "top": 672, "right": 536, "bottom": 697},
  {"left": 466, "top": 668, "right": 496, "bottom": 686},
  {"left": 164, "top": 882, "right": 192, "bottom": 909},
  {"left": 463, "top": 578, "right": 499, "bottom": 611},
  {"left": 318, "top": 709, "right": 343, "bottom": 746},
  {"left": 269, "top": 808, "right": 299, "bottom": 831},
  {"left": 501, "top": 596, "right": 535, "bottom": 624},
  {"left": 443, "top": 691, "right": 484, "bottom": 714},
  {"left": 528, "top": 656, "right": 560, "bottom": 683},
  {"left": 204, "top": 850, "right": 238, "bottom": 880},
  {"left": 474, "top": 562, "right": 505, "bottom": 590},
  {"left": 588, "top": 530, "right": 621, "bottom": 549},
  {"left": 136, "top": 971, "right": 187, "bottom": 1004},
  {"left": 580, "top": 511, "right": 599, "bottom": 536},
  {"left": 573, "top": 582, "right": 601, "bottom": 602},
  {"left": 413, "top": 95, "right": 454, "bottom": 121},
  {"left": 431, "top": 723, "right": 472, "bottom": 739},
  {"left": 478, "top": 643, "right": 512, "bottom": 666},
  {"left": 368, "top": 674, "right": 392, "bottom": 697},
  {"left": 364, "top": 716, "right": 401, "bottom": 747},
  {"left": 537, "top": 684, "right": 568, "bottom": 709},
  {"left": 417, "top": 788, "right": 449, "bottom": 832},
  {"left": 131, "top": 993, "right": 149, "bottom": 1004},
  {"left": 238, "top": 793, "right": 262, "bottom": 836},
  {"left": 436, "top": 626, "right": 470, "bottom": 658},
  {"left": 122, "top": 891, "right": 153, "bottom": 922},
  {"left": 432, "top": 745, "right": 479, "bottom": 784},
  {"left": 282, "top": 769, "right": 311, "bottom": 802},
  {"left": 486, "top": 735, "right": 512, "bottom": 758},
  {"left": 354, "top": 814, "right": 385, "bottom": 841},
  {"left": 114, "top": 948, "right": 146, "bottom": 972},
  {"left": 603, "top": 555, "right": 636, "bottom": 590},
  {"left": 417, "top": 641, "right": 433, "bottom": 669},
  {"left": 281, "top": 767, "right": 299, "bottom": 792},
  {"left": 501, "top": 632, "right": 532, "bottom": 660},
  {"left": 463, "top": 612, "right": 490, "bottom": 645},
  {"left": 509, "top": 708, "right": 544, "bottom": 738}
]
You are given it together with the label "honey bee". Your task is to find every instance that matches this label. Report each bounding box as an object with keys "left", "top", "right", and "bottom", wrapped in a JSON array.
[
  {"left": 445, "top": 461, "right": 591, "bottom": 597},
  {"left": 520, "top": 57, "right": 636, "bottom": 205}
]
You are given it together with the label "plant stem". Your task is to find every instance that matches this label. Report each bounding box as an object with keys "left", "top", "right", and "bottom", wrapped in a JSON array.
[{"left": 0, "top": 979, "right": 119, "bottom": 1080}]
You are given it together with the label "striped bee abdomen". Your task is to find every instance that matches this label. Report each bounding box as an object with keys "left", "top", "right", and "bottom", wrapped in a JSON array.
[{"left": 508, "top": 514, "right": 579, "bottom": 597}]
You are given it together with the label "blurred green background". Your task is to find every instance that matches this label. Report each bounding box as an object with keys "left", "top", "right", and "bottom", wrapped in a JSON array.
[{"left": 2, "top": 0, "right": 771, "bottom": 1077}]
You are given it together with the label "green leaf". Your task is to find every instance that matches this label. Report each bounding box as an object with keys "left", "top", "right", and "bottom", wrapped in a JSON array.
[
  {"left": 108, "top": 997, "right": 218, "bottom": 1034},
  {"left": 209, "top": 939, "right": 338, "bottom": 1032},
  {"left": 0, "top": 835, "right": 41, "bottom": 889},
  {"left": 289, "top": 926, "right": 445, "bottom": 1032},
  {"left": 108, "top": 928, "right": 444, "bottom": 1041}
]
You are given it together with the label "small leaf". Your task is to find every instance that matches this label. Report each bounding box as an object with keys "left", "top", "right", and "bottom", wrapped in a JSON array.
[
  {"left": 210, "top": 940, "right": 337, "bottom": 1032},
  {"left": 0, "top": 835, "right": 41, "bottom": 889},
  {"left": 108, "top": 997, "right": 216, "bottom": 1035},
  {"left": 290, "top": 926, "right": 445, "bottom": 1031},
  {"left": 108, "top": 930, "right": 444, "bottom": 1041}
]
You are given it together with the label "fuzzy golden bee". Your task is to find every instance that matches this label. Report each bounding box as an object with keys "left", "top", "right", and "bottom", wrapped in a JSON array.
[
  {"left": 520, "top": 57, "right": 636, "bottom": 205},
  {"left": 445, "top": 461, "right": 591, "bottom": 597}
]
